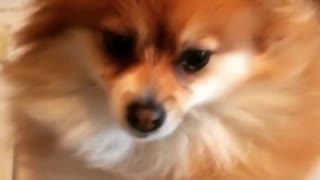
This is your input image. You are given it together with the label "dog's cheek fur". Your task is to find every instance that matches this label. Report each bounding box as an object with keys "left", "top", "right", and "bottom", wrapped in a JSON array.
[
  {"left": 193, "top": 4, "right": 320, "bottom": 179},
  {"left": 5, "top": 28, "right": 138, "bottom": 166}
]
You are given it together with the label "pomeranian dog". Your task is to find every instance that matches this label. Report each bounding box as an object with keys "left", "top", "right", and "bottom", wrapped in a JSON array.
[{"left": 1, "top": 0, "right": 320, "bottom": 179}]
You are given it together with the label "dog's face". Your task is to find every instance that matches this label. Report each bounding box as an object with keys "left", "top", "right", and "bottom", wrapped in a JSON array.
[
  {"left": 6, "top": 0, "right": 319, "bottom": 177},
  {"left": 29, "top": 0, "right": 267, "bottom": 141},
  {"left": 99, "top": 1, "right": 256, "bottom": 140},
  {"left": 91, "top": 0, "right": 278, "bottom": 141}
]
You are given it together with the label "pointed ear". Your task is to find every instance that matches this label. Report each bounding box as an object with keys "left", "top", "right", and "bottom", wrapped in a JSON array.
[
  {"left": 256, "top": 0, "right": 317, "bottom": 17},
  {"left": 253, "top": 0, "right": 318, "bottom": 53},
  {"left": 10, "top": 0, "right": 68, "bottom": 48}
]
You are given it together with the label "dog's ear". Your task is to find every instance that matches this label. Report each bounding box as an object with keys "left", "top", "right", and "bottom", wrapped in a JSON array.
[
  {"left": 12, "top": 0, "right": 112, "bottom": 48},
  {"left": 256, "top": 0, "right": 317, "bottom": 17},
  {"left": 253, "top": 0, "right": 318, "bottom": 53}
]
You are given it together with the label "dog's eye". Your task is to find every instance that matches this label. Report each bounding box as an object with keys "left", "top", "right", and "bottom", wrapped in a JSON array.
[
  {"left": 179, "top": 49, "right": 212, "bottom": 73},
  {"left": 102, "top": 31, "right": 135, "bottom": 58}
]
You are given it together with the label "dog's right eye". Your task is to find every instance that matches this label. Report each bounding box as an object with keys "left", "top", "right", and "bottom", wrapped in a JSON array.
[
  {"left": 178, "top": 49, "right": 212, "bottom": 73},
  {"left": 102, "top": 31, "right": 136, "bottom": 59}
]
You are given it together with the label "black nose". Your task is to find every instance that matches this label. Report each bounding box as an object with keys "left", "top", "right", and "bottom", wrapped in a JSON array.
[{"left": 126, "top": 100, "right": 166, "bottom": 133}]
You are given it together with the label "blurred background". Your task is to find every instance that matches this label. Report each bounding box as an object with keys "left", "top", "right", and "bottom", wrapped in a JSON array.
[
  {"left": 0, "top": 1, "right": 23, "bottom": 180},
  {"left": 0, "top": 0, "right": 24, "bottom": 63}
]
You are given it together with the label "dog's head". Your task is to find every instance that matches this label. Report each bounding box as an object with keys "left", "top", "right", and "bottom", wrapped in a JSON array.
[
  {"left": 4, "top": 0, "right": 320, "bottom": 178},
  {"left": 14, "top": 0, "right": 269, "bottom": 138}
]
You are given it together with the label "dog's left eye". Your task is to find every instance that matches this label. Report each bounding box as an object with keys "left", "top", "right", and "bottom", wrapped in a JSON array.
[
  {"left": 102, "top": 31, "right": 135, "bottom": 59},
  {"left": 178, "top": 49, "right": 213, "bottom": 73}
]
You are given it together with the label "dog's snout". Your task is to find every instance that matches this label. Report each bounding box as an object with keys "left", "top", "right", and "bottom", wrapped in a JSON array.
[{"left": 126, "top": 99, "right": 166, "bottom": 134}]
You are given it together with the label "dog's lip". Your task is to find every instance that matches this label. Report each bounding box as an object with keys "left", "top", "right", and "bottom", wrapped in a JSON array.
[{"left": 127, "top": 128, "right": 157, "bottom": 139}]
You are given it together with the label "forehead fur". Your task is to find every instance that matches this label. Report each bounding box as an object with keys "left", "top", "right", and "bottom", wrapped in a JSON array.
[
  {"left": 14, "top": 0, "right": 318, "bottom": 54},
  {"left": 16, "top": 0, "right": 268, "bottom": 47}
]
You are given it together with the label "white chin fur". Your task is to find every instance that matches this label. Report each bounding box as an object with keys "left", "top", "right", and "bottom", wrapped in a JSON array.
[
  {"left": 63, "top": 113, "right": 242, "bottom": 178},
  {"left": 74, "top": 127, "right": 134, "bottom": 169}
]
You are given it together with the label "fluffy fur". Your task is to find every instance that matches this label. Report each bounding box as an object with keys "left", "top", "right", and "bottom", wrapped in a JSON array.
[{"left": 1, "top": 0, "right": 320, "bottom": 179}]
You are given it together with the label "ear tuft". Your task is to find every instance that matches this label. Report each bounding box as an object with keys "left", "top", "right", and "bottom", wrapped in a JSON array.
[{"left": 253, "top": 0, "right": 319, "bottom": 53}]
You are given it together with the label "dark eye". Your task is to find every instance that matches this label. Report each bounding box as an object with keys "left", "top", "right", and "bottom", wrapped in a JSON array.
[
  {"left": 179, "top": 49, "right": 213, "bottom": 73},
  {"left": 102, "top": 31, "right": 135, "bottom": 58}
]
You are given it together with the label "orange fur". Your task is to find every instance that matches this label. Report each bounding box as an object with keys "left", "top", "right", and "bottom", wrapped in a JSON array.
[{"left": 1, "top": 0, "right": 320, "bottom": 179}]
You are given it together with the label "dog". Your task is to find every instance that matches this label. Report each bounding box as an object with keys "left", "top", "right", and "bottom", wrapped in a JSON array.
[{"left": 1, "top": 0, "right": 320, "bottom": 179}]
